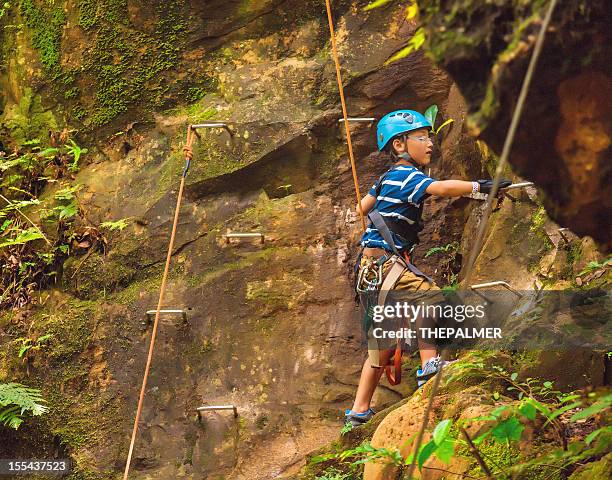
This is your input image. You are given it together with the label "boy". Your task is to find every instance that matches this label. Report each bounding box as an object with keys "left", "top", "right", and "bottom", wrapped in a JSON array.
[{"left": 346, "top": 109, "right": 510, "bottom": 427}]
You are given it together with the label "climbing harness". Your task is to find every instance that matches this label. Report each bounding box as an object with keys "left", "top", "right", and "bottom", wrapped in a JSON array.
[
  {"left": 122, "top": 123, "right": 236, "bottom": 480},
  {"left": 357, "top": 210, "right": 435, "bottom": 385},
  {"left": 404, "top": 1, "right": 559, "bottom": 477}
]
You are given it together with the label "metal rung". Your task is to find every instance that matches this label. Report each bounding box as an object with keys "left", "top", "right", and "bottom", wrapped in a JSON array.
[
  {"left": 470, "top": 281, "right": 522, "bottom": 298},
  {"left": 144, "top": 309, "right": 187, "bottom": 324},
  {"left": 222, "top": 232, "right": 265, "bottom": 244},
  {"left": 467, "top": 182, "right": 535, "bottom": 201},
  {"left": 197, "top": 405, "right": 238, "bottom": 420},
  {"left": 558, "top": 227, "right": 570, "bottom": 243},
  {"left": 505, "top": 182, "right": 534, "bottom": 190},
  {"left": 190, "top": 123, "right": 233, "bottom": 135},
  {"left": 338, "top": 117, "right": 376, "bottom": 123}
]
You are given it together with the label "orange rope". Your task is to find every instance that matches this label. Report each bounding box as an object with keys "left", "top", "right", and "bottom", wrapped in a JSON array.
[
  {"left": 122, "top": 126, "right": 194, "bottom": 480},
  {"left": 324, "top": 0, "right": 366, "bottom": 232}
]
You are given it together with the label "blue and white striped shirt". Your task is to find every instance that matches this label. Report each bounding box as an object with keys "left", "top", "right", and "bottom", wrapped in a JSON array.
[{"left": 360, "top": 165, "right": 435, "bottom": 252}]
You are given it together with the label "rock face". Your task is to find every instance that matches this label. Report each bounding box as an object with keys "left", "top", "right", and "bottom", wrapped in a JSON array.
[
  {"left": 1, "top": 2, "right": 609, "bottom": 480},
  {"left": 420, "top": 0, "right": 611, "bottom": 251},
  {"left": 0, "top": 2, "right": 468, "bottom": 479}
]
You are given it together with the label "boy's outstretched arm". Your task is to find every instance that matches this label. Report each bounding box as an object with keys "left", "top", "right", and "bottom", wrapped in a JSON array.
[
  {"left": 425, "top": 180, "right": 474, "bottom": 197},
  {"left": 356, "top": 194, "right": 376, "bottom": 215}
]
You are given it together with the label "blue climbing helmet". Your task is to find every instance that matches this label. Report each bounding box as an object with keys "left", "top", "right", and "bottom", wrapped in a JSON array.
[{"left": 376, "top": 110, "right": 431, "bottom": 151}]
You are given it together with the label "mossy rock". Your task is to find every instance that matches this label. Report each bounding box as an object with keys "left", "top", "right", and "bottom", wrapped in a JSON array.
[
  {"left": 61, "top": 252, "right": 138, "bottom": 299},
  {"left": 569, "top": 452, "right": 612, "bottom": 480},
  {"left": 2, "top": 88, "right": 59, "bottom": 145}
]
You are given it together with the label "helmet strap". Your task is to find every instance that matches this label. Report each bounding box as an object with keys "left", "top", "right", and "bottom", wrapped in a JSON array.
[{"left": 391, "top": 135, "right": 419, "bottom": 167}]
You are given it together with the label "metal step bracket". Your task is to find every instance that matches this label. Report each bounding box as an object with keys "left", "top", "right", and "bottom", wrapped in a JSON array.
[
  {"left": 190, "top": 122, "right": 233, "bottom": 135},
  {"left": 222, "top": 232, "right": 265, "bottom": 245},
  {"left": 558, "top": 227, "right": 570, "bottom": 243},
  {"left": 144, "top": 309, "right": 188, "bottom": 326},
  {"left": 338, "top": 117, "right": 376, "bottom": 124},
  {"left": 469, "top": 281, "right": 522, "bottom": 304},
  {"left": 196, "top": 405, "right": 238, "bottom": 421}
]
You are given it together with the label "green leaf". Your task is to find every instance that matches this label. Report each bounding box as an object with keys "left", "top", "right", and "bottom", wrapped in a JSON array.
[
  {"left": 53, "top": 184, "right": 81, "bottom": 201},
  {"left": 491, "top": 417, "right": 524, "bottom": 443},
  {"left": 37, "top": 147, "right": 59, "bottom": 157},
  {"left": 585, "top": 426, "right": 612, "bottom": 445},
  {"left": 434, "top": 118, "right": 454, "bottom": 135},
  {"left": 510, "top": 372, "right": 518, "bottom": 381},
  {"left": 0, "top": 228, "right": 45, "bottom": 248},
  {"left": 58, "top": 203, "right": 78, "bottom": 220},
  {"left": 417, "top": 440, "right": 437, "bottom": 470},
  {"left": 405, "top": 2, "right": 418, "bottom": 20},
  {"left": 100, "top": 218, "right": 130, "bottom": 231},
  {"left": 529, "top": 398, "right": 551, "bottom": 416},
  {"left": 491, "top": 405, "right": 511, "bottom": 418},
  {"left": 493, "top": 392, "right": 500, "bottom": 400},
  {"left": 434, "top": 437, "right": 455, "bottom": 464},
  {"left": 433, "top": 419, "right": 452, "bottom": 445},
  {"left": 424, "top": 104, "right": 438, "bottom": 130},
  {"left": 570, "top": 396, "right": 612, "bottom": 422},
  {"left": 545, "top": 401, "right": 582, "bottom": 425},
  {"left": 543, "top": 381, "right": 553, "bottom": 389},
  {"left": 363, "top": 0, "right": 393, "bottom": 11},
  {"left": 385, "top": 28, "right": 425, "bottom": 64},
  {"left": 473, "top": 430, "right": 491, "bottom": 445},
  {"left": 18, "top": 343, "right": 31, "bottom": 358},
  {"left": 519, "top": 402, "right": 537, "bottom": 421}
]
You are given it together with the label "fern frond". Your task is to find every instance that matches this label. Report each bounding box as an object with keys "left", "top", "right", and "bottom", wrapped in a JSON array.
[{"left": 0, "top": 383, "right": 48, "bottom": 429}]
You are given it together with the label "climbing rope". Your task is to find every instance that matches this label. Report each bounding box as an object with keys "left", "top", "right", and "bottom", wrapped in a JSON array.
[
  {"left": 404, "top": 1, "right": 558, "bottom": 477},
  {"left": 122, "top": 126, "right": 195, "bottom": 480},
  {"left": 324, "top": 0, "right": 366, "bottom": 232}
]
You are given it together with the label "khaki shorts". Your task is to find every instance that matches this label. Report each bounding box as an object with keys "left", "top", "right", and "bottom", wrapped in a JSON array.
[{"left": 359, "top": 255, "right": 444, "bottom": 366}]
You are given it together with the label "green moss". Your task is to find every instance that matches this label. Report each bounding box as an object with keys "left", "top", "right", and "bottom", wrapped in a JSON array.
[
  {"left": 463, "top": 440, "right": 518, "bottom": 477},
  {"left": 39, "top": 298, "right": 98, "bottom": 359},
  {"left": 187, "top": 246, "right": 303, "bottom": 289},
  {"left": 2, "top": 87, "right": 58, "bottom": 145},
  {"left": 16, "top": 0, "right": 211, "bottom": 129},
  {"left": 569, "top": 453, "right": 612, "bottom": 480},
  {"left": 192, "top": 134, "right": 247, "bottom": 179},
  {"left": 20, "top": 0, "right": 66, "bottom": 69},
  {"left": 529, "top": 206, "right": 554, "bottom": 251},
  {"left": 62, "top": 252, "right": 138, "bottom": 299},
  {"left": 566, "top": 241, "right": 582, "bottom": 267},
  {"left": 77, "top": 0, "right": 97, "bottom": 30}
]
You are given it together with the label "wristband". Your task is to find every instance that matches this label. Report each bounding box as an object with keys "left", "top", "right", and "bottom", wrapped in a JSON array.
[{"left": 472, "top": 181, "right": 479, "bottom": 194}]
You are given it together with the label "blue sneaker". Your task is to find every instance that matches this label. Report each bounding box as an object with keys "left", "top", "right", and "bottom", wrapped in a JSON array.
[
  {"left": 344, "top": 408, "right": 375, "bottom": 428},
  {"left": 416, "top": 356, "right": 444, "bottom": 388}
]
